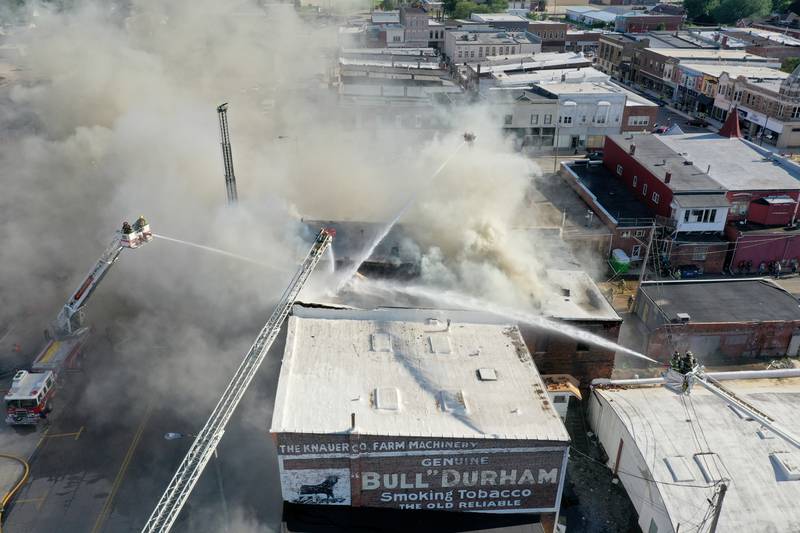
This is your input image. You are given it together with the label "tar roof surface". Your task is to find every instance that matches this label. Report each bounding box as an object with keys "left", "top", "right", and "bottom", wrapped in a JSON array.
[
  {"left": 639, "top": 279, "right": 800, "bottom": 323},
  {"left": 657, "top": 134, "right": 800, "bottom": 192},
  {"left": 566, "top": 162, "right": 654, "bottom": 225},
  {"left": 607, "top": 134, "right": 725, "bottom": 194},
  {"left": 593, "top": 378, "right": 800, "bottom": 532},
  {"left": 271, "top": 306, "right": 570, "bottom": 441},
  {"left": 680, "top": 63, "right": 788, "bottom": 80}
]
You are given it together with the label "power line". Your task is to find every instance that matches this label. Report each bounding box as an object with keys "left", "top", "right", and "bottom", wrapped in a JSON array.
[{"left": 569, "top": 446, "right": 721, "bottom": 489}]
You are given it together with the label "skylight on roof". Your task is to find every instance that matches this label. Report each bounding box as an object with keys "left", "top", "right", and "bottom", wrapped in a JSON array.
[
  {"left": 370, "top": 333, "right": 392, "bottom": 352},
  {"left": 664, "top": 456, "right": 695, "bottom": 482},
  {"left": 439, "top": 390, "right": 468, "bottom": 413},
  {"left": 428, "top": 335, "right": 451, "bottom": 354},
  {"left": 694, "top": 453, "right": 727, "bottom": 484},
  {"left": 375, "top": 387, "right": 401, "bottom": 411},
  {"left": 771, "top": 452, "right": 800, "bottom": 481},
  {"left": 477, "top": 368, "right": 498, "bottom": 381}
]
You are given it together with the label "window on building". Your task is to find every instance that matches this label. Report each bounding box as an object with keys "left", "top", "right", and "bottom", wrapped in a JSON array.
[
  {"left": 616, "top": 164, "right": 623, "bottom": 176},
  {"left": 652, "top": 192, "right": 660, "bottom": 204},
  {"left": 504, "top": 114, "right": 513, "bottom": 125},
  {"left": 491, "top": 46, "right": 496, "bottom": 55},
  {"left": 692, "top": 246, "right": 708, "bottom": 261},
  {"left": 633, "top": 175, "right": 638, "bottom": 187},
  {"left": 628, "top": 116, "right": 650, "bottom": 126},
  {"left": 642, "top": 183, "right": 648, "bottom": 196},
  {"left": 392, "top": 35, "right": 401, "bottom": 42},
  {"left": 479, "top": 47, "right": 484, "bottom": 57},
  {"left": 793, "top": 106, "right": 800, "bottom": 119},
  {"left": 709, "top": 209, "right": 717, "bottom": 222},
  {"left": 511, "top": 47, "right": 516, "bottom": 54},
  {"left": 458, "top": 50, "right": 463, "bottom": 58},
  {"left": 560, "top": 115, "right": 573, "bottom": 125},
  {"left": 544, "top": 114, "right": 552, "bottom": 124},
  {"left": 531, "top": 114, "right": 539, "bottom": 125},
  {"left": 635, "top": 230, "right": 645, "bottom": 238},
  {"left": 470, "top": 50, "right": 475, "bottom": 58},
  {"left": 734, "top": 90, "right": 742, "bottom": 101},
  {"left": 620, "top": 230, "right": 631, "bottom": 238}
]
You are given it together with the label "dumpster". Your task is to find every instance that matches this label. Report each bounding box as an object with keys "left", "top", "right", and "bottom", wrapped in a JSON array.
[{"left": 610, "top": 248, "right": 630, "bottom": 274}]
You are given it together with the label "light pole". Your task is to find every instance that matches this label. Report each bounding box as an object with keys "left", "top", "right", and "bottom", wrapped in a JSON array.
[{"left": 164, "top": 433, "right": 230, "bottom": 532}]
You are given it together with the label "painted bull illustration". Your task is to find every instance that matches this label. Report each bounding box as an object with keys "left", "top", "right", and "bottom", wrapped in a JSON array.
[{"left": 299, "top": 475, "right": 339, "bottom": 499}]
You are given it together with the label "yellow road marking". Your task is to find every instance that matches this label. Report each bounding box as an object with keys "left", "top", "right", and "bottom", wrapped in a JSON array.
[
  {"left": 91, "top": 404, "right": 153, "bottom": 533},
  {"left": 13, "top": 485, "right": 49, "bottom": 511},
  {"left": 42, "top": 426, "right": 84, "bottom": 440}
]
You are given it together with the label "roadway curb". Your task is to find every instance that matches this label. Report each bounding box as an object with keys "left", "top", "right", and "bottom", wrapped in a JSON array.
[{"left": 0, "top": 453, "right": 30, "bottom": 530}]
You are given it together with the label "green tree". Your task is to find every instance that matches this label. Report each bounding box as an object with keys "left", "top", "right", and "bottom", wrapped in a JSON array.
[
  {"left": 713, "top": 0, "right": 770, "bottom": 23},
  {"left": 683, "top": 0, "right": 719, "bottom": 20},
  {"left": 774, "top": 0, "right": 792, "bottom": 12},
  {"left": 443, "top": 0, "right": 458, "bottom": 14},
  {"left": 452, "top": 0, "right": 478, "bottom": 18},
  {"left": 783, "top": 57, "right": 800, "bottom": 73}
]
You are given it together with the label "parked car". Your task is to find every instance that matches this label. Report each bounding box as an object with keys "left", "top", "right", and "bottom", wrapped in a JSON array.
[
  {"left": 586, "top": 151, "right": 604, "bottom": 161},
  {"left": 653, "top": 124, "right": 669, "bottom": 134},
  {"left": 672, "top": 264, "right": 702, "bottom": 279},
  {"left": 687, "top": 117, "right": 709, "bottom": 127}
]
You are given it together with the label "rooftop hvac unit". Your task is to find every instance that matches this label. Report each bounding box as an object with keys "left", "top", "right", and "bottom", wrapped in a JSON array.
[{"left": 675, "top": 312, "right": 691, "bottom": 323}]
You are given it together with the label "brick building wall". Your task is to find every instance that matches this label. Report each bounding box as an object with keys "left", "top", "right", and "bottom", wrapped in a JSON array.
[
  {"left": 621, "top": 103, "right": 659, "bottom": 132},
  {"left": 603, "top": 136, "right": 674, "bottom": 217},
  {"left": 726, "top": 227, "right": 800, "bottom": 272},
  {"left": 520, "top": 320, "right": 621, "bottom": 388},
  {"left": 644, "top": 320, "right": 800, "bottom": 362},
  {"left": 665, "top": 240, "right": 728, "bottom": 274},
  {"left": 273, "top": 432, "right": 568, "bottom": 517}
]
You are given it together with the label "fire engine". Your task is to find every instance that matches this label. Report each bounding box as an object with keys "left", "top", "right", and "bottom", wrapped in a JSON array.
[{"left": 5, "top": 217, "right": 153, "bottom": 425}]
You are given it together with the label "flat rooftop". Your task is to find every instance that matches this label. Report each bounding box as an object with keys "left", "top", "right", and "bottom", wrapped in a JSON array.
[
  {"left": 657, "top": 133, "right": 800, "bottom": 192},
  {"left": 539, "top": 81, "right": 628, "bottom": 96},
  {"left": 606, "top": 134, "right": 726, "bottom": 194},
  {"left": 679, "top": 63, "right": 788, "bottom": 80},
  {"left": 449, "top": 31, "right": 537, "bottom": 46},
  {"left": 471, "top": 52, "right": 591, "bottom": 75},
  {"left": 593, "top": 377, "right": 800, "bottom": 532},
  {"left": 470, "top": 13, "right": 528, "bottom": 23},
  {"left": 639, "top": 279, "right": 800, "bottom": 323},
  {"left": 565, "top": 161, "right": 655, "bottom": 226},
  {"left": 271, "top": 306, "right": 571, "bottom": 441},
  {"left": 645, "top": 48, "right": 777, "bottom": 62},
  {"left": 491, "top": 66, "right": 608, "bottom": 87}
]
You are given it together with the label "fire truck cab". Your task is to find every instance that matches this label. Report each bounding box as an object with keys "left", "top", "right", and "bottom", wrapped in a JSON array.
[{"left": 5, "top": 370, "right": 55, "bottom": 425}]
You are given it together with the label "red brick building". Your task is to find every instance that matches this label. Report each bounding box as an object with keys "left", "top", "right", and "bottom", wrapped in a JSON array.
[{"left": 614, "top": 14, "right": 682, "bottom": 33}]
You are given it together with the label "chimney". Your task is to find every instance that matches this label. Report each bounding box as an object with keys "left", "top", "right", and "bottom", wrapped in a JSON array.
[
  {"left": 629, "top": 143, "right": 636, "bottom": 155},
  {"left": 477, "top": 63, "right": 481, "bottom": 76},
  {"left": 722, "top": 35, "right": 728, "bottom": 48},
  {"left": 351, "top": 412, "right": 356, "bottom": 431},
  {"left": 665, "top": 171, "right": 672, "bottom": 183}
]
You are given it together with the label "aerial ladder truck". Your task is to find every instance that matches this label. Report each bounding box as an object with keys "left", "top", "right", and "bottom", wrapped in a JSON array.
[
  {"left": 142, "top": 227, "right": 335, "bottom": 533},
  {"left": 5, "top": 217, "right": 153, "bottom": 425}
]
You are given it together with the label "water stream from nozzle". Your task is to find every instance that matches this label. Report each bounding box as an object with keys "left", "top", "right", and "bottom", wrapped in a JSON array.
[
  {"left": 153, "top": 234, "right": 285, "bottom": 271},
  {"left": 349, "top": 278, "right": 659, "bottom": 366},
  {"left": 334, "top": 141, "right": 467, "bottom": 292}
]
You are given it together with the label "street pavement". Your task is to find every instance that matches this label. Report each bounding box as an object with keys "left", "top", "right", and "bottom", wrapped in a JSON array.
[{"left": 1, "top": 307, "right": 287, "bottom": 533}]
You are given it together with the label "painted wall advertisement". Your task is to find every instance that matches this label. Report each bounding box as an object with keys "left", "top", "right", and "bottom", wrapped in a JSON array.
[{"left": 276, "top": 433, "right": 567, "bottom": 513}]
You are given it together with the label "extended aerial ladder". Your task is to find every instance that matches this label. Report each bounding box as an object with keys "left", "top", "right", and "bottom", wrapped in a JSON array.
[
  {"left": 54, "top": 217, "right": 153, "bottom": 337},
  {"left": 216, "top": 103, "right": 238, "bottom": 205},
  {"left": 142, "top": 227, "right": 336, "bottom": 533}
]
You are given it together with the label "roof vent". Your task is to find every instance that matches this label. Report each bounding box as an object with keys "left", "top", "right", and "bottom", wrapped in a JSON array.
[
  {"left": 683, "top": 160, "right": 693, "bottom": 165},
  {"left": 675, "top": 312, "right": 690, "bottom": 323},
  {"left": 477, "top": 368, "right": 498, "bottom": 381},
  {"left": 665, "top": 171, "right": 672, "bottom": 184}
]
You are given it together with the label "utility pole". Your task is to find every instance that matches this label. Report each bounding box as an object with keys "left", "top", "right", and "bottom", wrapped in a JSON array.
[
  {"left": 709, "top": 482, "right": 728, "bottom": 533},
  {"left": 553, "top": 99, "right": 561, "bottom": 174},
  {"left": 216, "top": 103, "right": 239, "bottom": 205}
]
